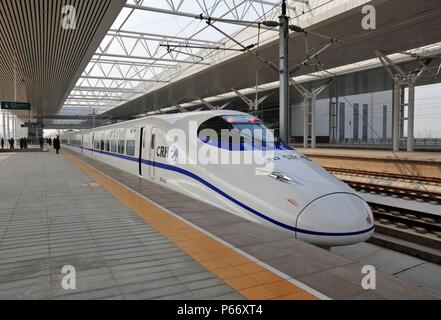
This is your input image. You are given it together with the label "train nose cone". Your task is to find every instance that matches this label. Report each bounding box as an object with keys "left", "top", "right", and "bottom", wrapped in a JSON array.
[{"left": 296, "top": 193, "right": 375, "bottom": 247}]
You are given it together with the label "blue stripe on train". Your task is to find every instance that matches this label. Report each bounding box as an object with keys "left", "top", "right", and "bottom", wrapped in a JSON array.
[{"left": 66, "top": 144, "right": 375, "bottom": 237}]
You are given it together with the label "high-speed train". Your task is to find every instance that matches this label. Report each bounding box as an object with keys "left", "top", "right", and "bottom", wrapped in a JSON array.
[{"left": 61, "top": 110, "right": 374, "bottom": 247}]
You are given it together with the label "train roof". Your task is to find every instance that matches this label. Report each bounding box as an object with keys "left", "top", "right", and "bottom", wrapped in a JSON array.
[
  {"left": 62, "top": 110, "right": 249, "bottom": 135},
  {"left": 150, "top": 110, "right": 247, "bottom": 123}
]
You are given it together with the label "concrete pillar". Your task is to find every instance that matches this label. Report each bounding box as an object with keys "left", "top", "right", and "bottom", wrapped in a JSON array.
[
  {"left": 311, "top": 95, "right": 317, "bottom": 149},
  {"left": 17, "top": 117, "right": 21, "bottom": 139},
  {"left": 16, "top": 118, "right": 20, "bottom": 139},
  {"left": 1, "top": 111, "right": 5, "bottom": 139},
  {"left": 392, "top": 80, "right": 401, "bottom": 152},
  {"left": 12, "top": 115, "right": 16, "bottom": 139},
  {"left": 6, "top": 113, "right": 10, "bottom": 139},
  {"left": 407, "top": 81, "right": 415, "bottom": 152},
  {"left": 303, "top": 98, "right": 309, "bottom": 148},
  {"left": 400, "top": 87, "right": 405, "bottom": 139}
]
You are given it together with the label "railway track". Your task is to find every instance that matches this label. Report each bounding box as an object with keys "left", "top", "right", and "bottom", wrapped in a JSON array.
[
  {"left": 349, "top": 181, "right": 441, "bottom": 204},
  {"left": 323, "top": 167, "right": 441, "bottom": 262},
  {"left": 325, "top": 167, "right": 441, "bottom": 184},
  {"left": 369, "top": 203, "right": 441, "bottom": 264},
  {"left": 325, "top": 167, "right": 441, "bottom": 205}
]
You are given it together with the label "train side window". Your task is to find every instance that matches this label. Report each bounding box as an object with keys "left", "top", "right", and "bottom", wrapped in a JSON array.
[
  {"left": 105, "top": 140, "right": 110, "bottom": 152},
  {"left": 111, "top": 140, "right": 117, "bottom": 153},
  {"left": 118, "top": 140, "right": 125, "bottom": 154},
  {"left": 100, "top": 140, "right": 105, "bottom": 150},
  {"left": 126, "top": 140, "right": 135, "bottom": 156},
  {"left": 150, "top": 134, "right": 156, "bottom": 150}
]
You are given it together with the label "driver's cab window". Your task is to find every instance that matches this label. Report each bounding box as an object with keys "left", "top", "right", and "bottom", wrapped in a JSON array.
[
  {"left": 197, "top": 117, "right": 230, "bottom": 144},
  {"left": 197, "top": 116, "right": 274, "bottom": 149}
]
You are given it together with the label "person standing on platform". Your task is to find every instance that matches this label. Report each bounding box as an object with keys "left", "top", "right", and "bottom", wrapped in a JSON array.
[
  {"left": 54, "top": 136, "right": 61, "bottom": 154},
  {"left": 1, "top": 138, "right": 4, "bottom": 150},
  {"left": 39, "top": 137, "right": 44, "bottom": 149},
  {"left": 9, "top": 138, "right": 14, "bottom": 150}
]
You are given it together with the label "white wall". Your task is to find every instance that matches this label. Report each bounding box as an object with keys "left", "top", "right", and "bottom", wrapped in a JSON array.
[
  {"left": 290, "top": 90, "right": 393, "bottom": 140},
  {"left": 0, "top": 111, "right": 29, "bottom": 139}
]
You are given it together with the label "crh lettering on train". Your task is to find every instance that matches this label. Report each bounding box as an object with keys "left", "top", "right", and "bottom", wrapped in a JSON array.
[{"left": 157, "top": 146, "right": 169, "bottom": 159}]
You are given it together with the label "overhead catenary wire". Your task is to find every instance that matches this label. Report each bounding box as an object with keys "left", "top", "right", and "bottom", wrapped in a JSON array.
[
  {"left": 105, "top": 0, "right": 280, "bottom": 112},
  {"left": 125, "top": 0, "right": 334, "bottom": 106}
]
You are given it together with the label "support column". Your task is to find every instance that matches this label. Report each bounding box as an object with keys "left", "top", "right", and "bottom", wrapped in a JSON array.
[
  {"left": 17, "top": 117, "right": 22, "bottom": 139},
  {"left": 12, "top": 115, "right": 16, "bottom": 139},
  {"left": 400, "top": 87, "right": 405, "bottom": 139},
  {"left": 6, "top": 113, "right": 10, "bottom": 139},
  {"left": 303, "top": 98, "right": 309, "bottom": 148},
  {"left": 279, "top": 3, "right": 289, "bottom": 143},
  {"left": 407, "top": 81, "right": 415, "bottom": 152},
  {"left": 1, "top": 111, "right": 5, "bottom": 139},
  {"left": 311, "top": 94, "right": 317, "bottom": 149},
  {"left": 376, "top": 50, "right": 425, "bottom": 152},
  {"left": 392, "top": 80, "right": 401, "bottom": 152},
  {"left": 17, "top": 118, "right": 21, "bottom": 139}
]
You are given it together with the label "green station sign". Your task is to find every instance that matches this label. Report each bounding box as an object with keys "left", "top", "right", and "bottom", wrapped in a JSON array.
[
  {"left": 21, "top": 122, "right": 44, "bottom": 129},
  {"left": 1, "top": 101, "right": 31, "bottom": 110}
]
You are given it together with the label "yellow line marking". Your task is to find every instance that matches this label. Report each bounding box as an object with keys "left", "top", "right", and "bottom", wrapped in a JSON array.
[
  {"left": 0, "top": 153, "right": 14, "bottom": 160},
  {"left": 63, "top": 151, "right": 319, "bottom": 300}
]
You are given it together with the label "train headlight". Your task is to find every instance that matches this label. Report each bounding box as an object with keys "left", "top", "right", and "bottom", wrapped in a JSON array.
[{"left": 269, "top": 172, "right": 303, "bottom": 186}]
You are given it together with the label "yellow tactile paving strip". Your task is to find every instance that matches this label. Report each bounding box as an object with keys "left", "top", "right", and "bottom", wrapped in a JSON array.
[
  {"left": 63, "top": 151, "right": 319, "bottom": 300},
  {"left": 0, "top": 154, "right": 13, "bottom": 161}
]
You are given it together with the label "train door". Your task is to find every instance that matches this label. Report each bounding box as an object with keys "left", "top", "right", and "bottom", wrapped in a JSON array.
[
  {"left": 139, "top": 127, "right": 145, "bottom": 176},
  {"left": 149, "top": 128, "right": 157, "bottom": 179}
]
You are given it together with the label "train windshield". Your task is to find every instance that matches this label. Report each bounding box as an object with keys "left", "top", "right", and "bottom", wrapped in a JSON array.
[
  {"left": 198, "top": 115, "right": 276, "bottom": 148},
  {"left": 229, "top": 123, "right": 271, "bottom": 143}
]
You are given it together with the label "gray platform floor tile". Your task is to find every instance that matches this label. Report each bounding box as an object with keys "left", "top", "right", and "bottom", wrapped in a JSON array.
[
  {"left": 0, "top": 151, "right": 244, "bottom": 300},
  {"left": 333, "top": 242, "right": 441, "bottom": 296}
]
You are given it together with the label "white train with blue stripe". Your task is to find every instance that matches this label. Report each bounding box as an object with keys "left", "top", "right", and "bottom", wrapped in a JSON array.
[{"left": 61, "top": 110, "right": 374, "bottom": 247}]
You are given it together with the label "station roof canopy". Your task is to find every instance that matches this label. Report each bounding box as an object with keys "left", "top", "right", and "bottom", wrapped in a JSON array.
[
  {"left": 0, "top": 0, "right": 126, "bottom": 117},
  {"left": 68, "top": 0, "right": 441, "bottom": 120},
  {"left": 2, "top": 0, "right": 441, "bottom": 121}
]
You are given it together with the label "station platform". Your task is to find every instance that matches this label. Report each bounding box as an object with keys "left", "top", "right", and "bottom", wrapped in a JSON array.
[
  {"left": 298, "top": 148, "right": 441, "bottom": 163},
  {"left": 298, "top": 148, "right": 441, "bottom": 180},
  {"left": 0, "top": 150, "right": 439, "bottom": 300},
  {"left": 361, "top": 193, "right": 441, "bottom": 217}
]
